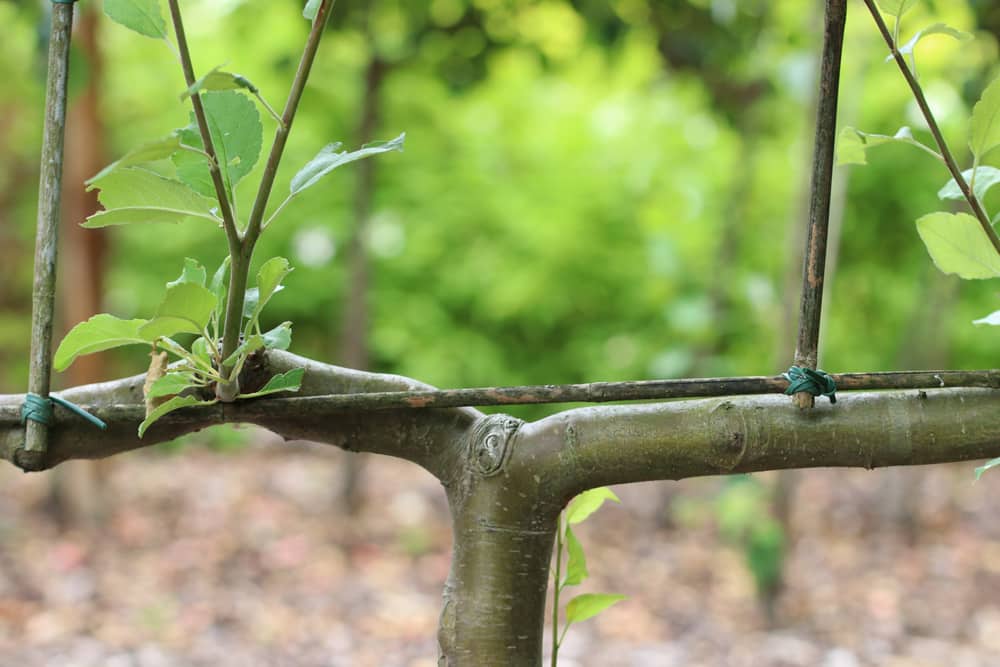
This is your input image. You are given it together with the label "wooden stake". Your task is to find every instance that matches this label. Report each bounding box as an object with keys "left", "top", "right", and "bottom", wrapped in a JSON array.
[
  {"left": 793, "top": 0, "right": 847, "bottom": 408},
  {"left": 20, "top": 1, "right": 76, "bottom": 471}
]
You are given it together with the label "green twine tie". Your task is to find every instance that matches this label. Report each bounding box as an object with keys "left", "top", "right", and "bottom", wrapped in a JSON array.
[
  {"left": 783, "top": 366, "right": 837, "bottom": 404},
  {"left": 21, "top": 392, "right": 107, "bottom": 430}
]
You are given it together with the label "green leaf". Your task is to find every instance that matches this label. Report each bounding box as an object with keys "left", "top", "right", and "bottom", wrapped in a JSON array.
[
  {"left": 970, "top": 76, "right": 1000, "bottom": 163},
  {"left": 915, "top": 212, "right": 1000, "bottom": 279},
  {"left": 289, "top": 133, "right": 405, "bottom": 196},
  {"left": 239, "top": 368, "right": 305, "bottom": 399},
  {"left": 223, "top": 335, "right": 265, "bottom": 366},
  {"left": 938, "top": 167, "right": 1000, "bottom": 203},
  {"left": 253, "top": 257, "right": 293, "bottom": 319},
  {"left": 303, "top": 0, "right": 321, "bottom": 20},
  {"left": 564, "top": 593, "right": 626, "bottom": 625},
  {"left": 210, "top": 257, "right": 230, "bottom": 320},
  {"left": 836, "top": 126, "right": 938, "bottom": 166},
  {"left": 87, "top": 133, "right": 181, "bottom": 184},
  {"left": 874, "top": 0, "right": 917, "bottom": 17},
  {"left": 103, "top": 0, "right": 167, "bottom": 40},
  {"left": 167, "top": 258, "right": 207, "bottom": 288},
  {"left": 172, "top": 91, "right": 263, "bottom": 200},
  {"left": 146, "top": 371, "right": 199, "bottom": 399},
  {"left": 84, "top": 168, "right": 220, "bottom": 228},
  {"left": 54, "top": 314, "right": 151, "bottom": 372},
  {"left": 562, "top": 526, "right": 588, "bottom": 588},
  {"left": 897, "top": 23, "right": 972, "bottom": 66},
  {"left": 975, "top": 456, "right": 1000, "bottom": 480},
  {"left": 139, "top": 395, "right": 217, "bottom": 437},
  {"left": 140, "top": 283, "right": 218, "bottom": 339},
  {"left": 566, "top": 487, "right": 620, "bottom": 525},
  {"left": 973, "top": 310, "right": 1000, "bottom": 326},
  {"left": 262, "top": 322, "right": 293, "bottom": 351},
  {"left": 180, "top": 66, "right": 259, "bottom": 100},
  {"left": 191, "top": 336, "right": 214, "bottom": 365}
]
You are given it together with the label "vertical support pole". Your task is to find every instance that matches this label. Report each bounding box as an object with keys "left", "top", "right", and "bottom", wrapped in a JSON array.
[
  {"left": 20, "top": 1, "right": 77, "bottom": 471},
  {"left": 793, "top": 0, "right": 847, "bottom": 409}
]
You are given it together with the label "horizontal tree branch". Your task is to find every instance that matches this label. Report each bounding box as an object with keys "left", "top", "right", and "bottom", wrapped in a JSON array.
[
  {"left": 515, "top": 387, "right": 1000, "bottom": 502},
  {"left": 4, "top": 353, "right": 999, "bottom": 491},
  {"left": 1, "top": 351, "right": 479, "bottom": 476}
]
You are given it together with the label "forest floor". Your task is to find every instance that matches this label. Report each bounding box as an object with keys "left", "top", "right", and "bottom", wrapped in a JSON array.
[{"left": 1, "top": 428, "right": 999, "bottom": 666}]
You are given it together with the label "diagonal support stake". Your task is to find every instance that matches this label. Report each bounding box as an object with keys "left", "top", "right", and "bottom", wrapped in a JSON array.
[
  {"left": 793, "top": 0, "right": 847, "bottom": 409},
  {"left": 18, "top": 0, "right": 78, "bottom": 471}
]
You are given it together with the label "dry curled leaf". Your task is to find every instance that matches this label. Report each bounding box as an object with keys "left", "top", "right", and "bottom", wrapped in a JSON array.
[{"left": 143, "top": 350, "right": 169, "bottom": 417}]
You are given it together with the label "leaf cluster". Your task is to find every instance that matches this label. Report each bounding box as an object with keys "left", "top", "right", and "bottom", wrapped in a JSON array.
[{"left": 53, "top": 0, "right": 405, "bottom": 433}]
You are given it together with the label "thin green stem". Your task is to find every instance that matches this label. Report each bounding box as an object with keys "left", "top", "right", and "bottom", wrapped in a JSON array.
[
  {"left": 863, "top": 0, "right": 1000, "bottom": 257},
  {"left": 217, "top": 0, "right": 338, "bottom": 386},
  {"left": 166, "top": 0, "right": 240, "bottom": 251},
  {"left": 243, "top": 0, "right": 338, "bottom": 249},
  {"left": 253, "top": 91, "right": 284, "bottom": 127},
  {"left": 262, "top": 194, "right": 294, "bottom": 230},
  {"left": 551, "top": 513, "right": 563, "bottom": 667}
]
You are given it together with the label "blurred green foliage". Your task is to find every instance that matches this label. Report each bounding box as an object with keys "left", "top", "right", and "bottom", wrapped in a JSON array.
[{"left": 2, "top": 0, "right": 1000, "bottom": 428}]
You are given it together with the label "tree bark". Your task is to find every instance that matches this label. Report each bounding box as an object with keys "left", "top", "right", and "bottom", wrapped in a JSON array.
[{"left": 3, "top": 353, "right": 1000, "bottom": 663}]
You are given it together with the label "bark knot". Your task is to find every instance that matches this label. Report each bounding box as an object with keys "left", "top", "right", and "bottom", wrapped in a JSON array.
[{"left": 466, "top": 414, "right": 522, "bottom": 477}]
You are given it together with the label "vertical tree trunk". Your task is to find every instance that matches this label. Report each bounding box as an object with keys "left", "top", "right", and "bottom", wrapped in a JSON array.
[
  {"left": 336, "top": 55, "right": 388, "bottom": 512},
  {"left": 438, "top": 415, "right": 557, "bottom": 666},
  {"left": 49, "top": 6, "right": 111, "bottom": 528}
]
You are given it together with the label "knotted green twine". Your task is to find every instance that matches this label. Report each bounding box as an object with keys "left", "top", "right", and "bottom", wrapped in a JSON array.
[
  {"left": 21, "top": 392, "right": 107, "bottom": 430},
  {"left": 783, "top": 366, "right": 837, "bottom": 404}
]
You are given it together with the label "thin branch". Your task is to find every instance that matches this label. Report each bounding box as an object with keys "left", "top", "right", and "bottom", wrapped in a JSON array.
[
  {"left": 218, "top": 0, "right": 338, "bottom": 382},
  {"left": 4, "top": 369, "right": 998, "bottom": 418},
  {"left": 166, "top": 0, "right": 240, "bottom": 251},
  {"left": 243, "top": 0, "right": 338, "bottom": 248},
  {"left": 793, "top": 0, "right": 847, "bottom": 408},
  {"left": 862, "top": 0, "right": 1000, "bottom": 256}
]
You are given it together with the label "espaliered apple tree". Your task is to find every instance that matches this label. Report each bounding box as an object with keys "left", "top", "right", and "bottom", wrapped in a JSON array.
[{"left": 5, "top": 1, "right": 1000, "bottom": 665}]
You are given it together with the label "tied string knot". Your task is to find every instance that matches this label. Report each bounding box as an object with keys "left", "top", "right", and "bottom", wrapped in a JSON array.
[
  {"left": 783, "top": 366, "right": 837, "bottom": 404},
  {"left": 21, "top": 392, "right": 107, "bottom": 430}
]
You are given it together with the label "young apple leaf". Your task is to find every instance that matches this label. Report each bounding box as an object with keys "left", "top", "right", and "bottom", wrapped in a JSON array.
[
  {"left": 565, "top": 593, "right": 627, "bottom": 625},
  {"left": 180, "top": 66, "right": 259, "bottom": 100},
  {"left": 138, "top": 395, "right": 217, "bottom": 437},
  {"left": 84, "top": 168, "right": 220, "bottom": 228},
  {"left": 874, "top": 0, "right": 917, "bottom": 17},
  {"left": 172, "top": 91, "right": 263, "bottom": 200},
  {"left": 54, "top": 314, "right": 151, "bottom": 372},
  {"left": 896, "top": 23, "right": 972, "bottom": 69},
  {"left": 938, "top": 167, "right": 1000, "bottom": 203},
  {"left": 167, "top": 258, "right": 207, "bottom": 288},
  {"left": 975, "top": 456, "right": 1000, "bottom": 480},
  {"left": 87, "top": 132, "right": 181, "bottom": 184},
  {"left": 223, "top": 335, "right": 265, "bottom": 367},
  {"left": 970, "top": 76, "right": 1000, "bottom": 163},
  {"left": 253, "top": 257, "right": 293, "bottom": 319},
  {"left": 566, "top": 487, "right": 621, "bottom": 525},
  {"left": 146, "top": 371, "right": 200, "bottom": 399},
  {"left": 916, "top": 212, "right": 1000, "bottom": 279},
  {"left": 103, "top": 0, "right": 167, "bottom": 40},
  {"left": 262, "top": 322, "right": 293, "bottom": 351},
  {"left": 836, "top": 126, "right": 938, "bottom": 166},
  {"left": 562, "top": 526, "right": 588, "bottom": 588},
  {"left": 303, "top": 0, "right": 321, "bottom": 20},
  {"left": 290, "top": 133, "right": 405, "bottom": 196},
  {"left": 238, "top": 368, "right": 305, "bottom": 399},
  {"left": 140, "top": 283, "right": 218, "bottom": 339},
  {"left": 191, "top": 337, "right": 214, "bottom": 366},
  {"left": 973, "top": 310, "right": 1000, "bottom": 326}
]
